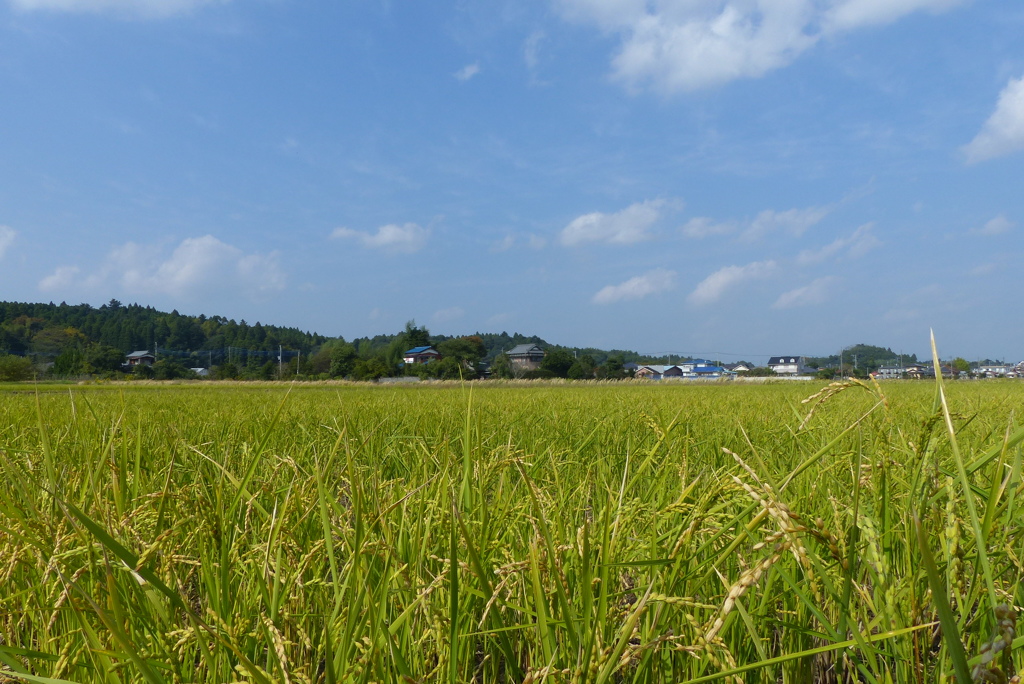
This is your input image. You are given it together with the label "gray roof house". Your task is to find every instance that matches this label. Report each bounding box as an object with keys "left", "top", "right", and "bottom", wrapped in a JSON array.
[
  {"left": 507, "top": 343, "right": 545, "bottom": 372},
  {"left": 126, "top": 350, "right": 156, "bottom": 366}
]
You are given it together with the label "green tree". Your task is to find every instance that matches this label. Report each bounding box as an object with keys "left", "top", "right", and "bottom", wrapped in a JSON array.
[
  {"left": 598, "top": 356, "right": 627, "bottom": 380},
  {"left": 153, "top": 359, "right": 195, "bottom": 380},
  {"left": 353, "top": 357, "right": 390, "bottom": 381},
  {"left": 86, "top": 345, "right": 125, "bottom": 373},
  {"left": 330, "top": 344, "right": 359, "bottom": 378},
  {"left": 214, "top": 362, "right": 240, "bottom": 380},
  {"left": 53, "top": 346, "right": 85, "bottom": 376},
  {"left": 403, "top": 320, "right": 430, "bottom": 349},
  {"left": 0, "top": 354, "right": 34, "bottom": 381},
  {"left": 489, "top": 353, "right": 513, "bottom": 379},
  {"left": 433, "top": 356, "right": 470, "bottom": 380},
  {"left": 741, "top": 367, "right": 777, "bottom": 377},
  {"left": 540, "top": 349, "right": 574, "bottom": 378},
  {"left": 134, "top": 364, "right": 155, "bottom": 379},
  {"left": 437, "top": 336, "right": 486, "bottom": 369},
  {"left": 567, "top": 354, "right": 597, "bottom": 380},
  {"left": 951, "top": 357, "right": 971, "bottom": 374}
]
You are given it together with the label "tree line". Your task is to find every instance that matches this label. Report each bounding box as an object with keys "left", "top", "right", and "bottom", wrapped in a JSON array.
[{"left": 0, "top": 300, "right": 638, "bottom": 381}]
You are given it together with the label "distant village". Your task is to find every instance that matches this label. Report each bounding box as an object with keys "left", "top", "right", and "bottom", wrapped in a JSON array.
[
  {"left": 402, "top": 345, "right": 1024, "bottom": 381},
  {"left": 112, "top": 344, "right": 1024, "bottom": 381},
  {"left": 2, "top": 300, "right": 1020, "bottom": 383}
]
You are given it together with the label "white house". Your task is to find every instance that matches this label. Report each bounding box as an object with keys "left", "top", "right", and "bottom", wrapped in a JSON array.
[{"left": 767, "top": 356, "right": 813, "bottom": 375}]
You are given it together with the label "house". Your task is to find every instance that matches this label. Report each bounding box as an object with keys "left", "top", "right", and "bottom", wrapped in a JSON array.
[
  {"left": 403, "top": 346, "right": 441, "bottom": 365},
  {"left": 876, "top": 365, "right": 904, "bottom": 379},
  {"left": 507, "top": 344, "right": 545, "bottom": 372},
  {"left": 724, "top": 362, "right": 753, "bottom": 373},
  {"left": 767, "top": 356, "right": 812, "bottom": 375},
  {"left": 904, "top": 363, "right": 928, "bottom": 379},
  {"left": 126, "top": 350, "right": 156, "bottom": 367},
  {"left": 691, "top": 364, "right": 725, "bottom": 378},
  {"left": 978, "top": 364, "right": 1010, "bottom": 377},
  {"left": 635, "top": 365, "right": 683, "bottom": 380}
]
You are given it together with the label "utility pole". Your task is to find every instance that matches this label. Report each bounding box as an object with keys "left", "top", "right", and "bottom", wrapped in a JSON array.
[{"left": 279, "top": 345, "right": 283, "bottom": 380}]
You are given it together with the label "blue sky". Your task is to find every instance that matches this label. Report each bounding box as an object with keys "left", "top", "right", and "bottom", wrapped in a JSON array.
[{"left": 1, "top": 0, "right": 1022, "bottom": 362}]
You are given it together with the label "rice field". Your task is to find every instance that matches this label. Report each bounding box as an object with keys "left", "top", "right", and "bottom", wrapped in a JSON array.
[{"left": 0, "top": 376, "right": 1022, "bottom": 683}]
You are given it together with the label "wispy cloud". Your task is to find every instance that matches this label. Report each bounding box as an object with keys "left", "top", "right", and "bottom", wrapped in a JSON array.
[
  {"left": 556, "top": 0, "right": 965, "bottom": 93},
  {"left": 454, "top": 63, "right": 481, "bottom": 82},
  {"left": 331, "top": 223, "right": 429, "bottom": 254},
  {"left": 493, "top": 233, "right": 547, "bottom": 252},
  {"left": 796, "top": 222, "right": 880, "bottom": 264},
  {"left": 9, "top": 0, "right": 224, "bottom": 18},
  {"left": 773, "top": 276, "right": 837, "bottom": 309},
  {"left": 561, "top": 199, "right": 676, "bottom": 246},
  {"left": 741, "top": 205, "right": 831, "bottom": 241},
  {"left": 969, "top": 214, "right": 1014, "bottom": 236},
  {"left": 687, "top": 260, "right": 776, "bottom": 306},
  {"left": 968, "top": 262, "right": 997, "bottom": 277},
  {"left": 433, "top": 306, "right": 465, "bottom": 323},
  {"left": 592, "top": 268, "right": 675, "bottom": 305},
  {"left": 39, "top": 235, "right": 285, "bottom": 297},
  {"left": 963, "top": 75, "right": 1024, "bottom": 164},
  {"left": 524, "top": 30, "right": 547, "bottom": 83},
  {"left": 681, "top": 217, "right": 735, "bottom": 239},
  {"left": 0, "top": 226, "right": 15, "bottom": 260}
]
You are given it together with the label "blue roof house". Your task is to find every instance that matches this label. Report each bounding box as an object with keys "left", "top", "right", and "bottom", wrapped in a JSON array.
[{"left": 403, "top": 346, "right": 441, "bottom": 364}]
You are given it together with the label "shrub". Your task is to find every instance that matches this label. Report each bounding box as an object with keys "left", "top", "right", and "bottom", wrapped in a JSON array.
[{"left": 0, "top": 354, "right": 33, "bottom": 381}]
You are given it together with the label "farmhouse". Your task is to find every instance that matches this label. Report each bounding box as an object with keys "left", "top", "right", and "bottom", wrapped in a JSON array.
[
  {"left": 403, "top": 346, "right": 441, "bottom": 365},
  {"left": 126, "top": 350, "right": 156, "bottom": 367},
  {"left": 507, "top": 343, "right": 545, "bottom": 372}
]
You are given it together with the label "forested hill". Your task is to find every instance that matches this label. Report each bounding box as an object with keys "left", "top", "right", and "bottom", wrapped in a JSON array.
[{"left": 0, "top": 300, "right": 329, "bottom": 357}]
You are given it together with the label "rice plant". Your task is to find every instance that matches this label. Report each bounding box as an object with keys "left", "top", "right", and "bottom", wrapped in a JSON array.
[{"left": 0, "top": 377, "right": 1021, "bottom": 682}]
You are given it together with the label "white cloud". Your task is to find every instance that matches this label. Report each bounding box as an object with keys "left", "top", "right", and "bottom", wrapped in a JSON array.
[
  {"left": 39, "top": 266, "right": 80, "bottom": 292},
  {"left": 0, "top": 226, "right": 15, "bottom": 260},
  {"left": 687, "top": 260, "right": 776, "bottom": 306},
  {"left": 331, "top": 223, "right": 429, "bottom": 254},
  {"left": 433, "top": 306, "right": 465, "bottom": 323},
  {"left": 772, "top": 276, "right": 836, "bottom": 309},
  {"left": 593, "top": 268, "right": 676, "bottom": 304},
  {"left": 555, "top": 0, "right": 964, "bottom": 93},
  {"left": 823, "top": 0, "right": 964, "bottom": 33},
  {"left": 796, "top": 222, "right": 879, "bottom": 264},
  {"left": 38, "top": 235, "right": 285, "bottom": 298},
  {"left": 963, "top": 76, "right": 1024, "bottom": 164},
  {"left": 9, "top": 0, "right": 223, "bottom": 17},
  {"left": 454, "top": 63, "right": 481, "bottom": 82},
  {"left": 561, "top": 199, "right": 674, "bottom": 246},
  {"left": 742, "top": 205, "right": 830, "bottom": 241},
  {"left": 970, "top": 214, "right": 1014, "bottom": 236},
  {"left": 681, "top": 216, "right": 735, "bottom": 239}
]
